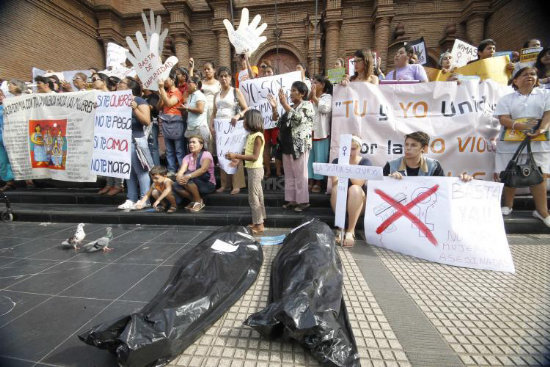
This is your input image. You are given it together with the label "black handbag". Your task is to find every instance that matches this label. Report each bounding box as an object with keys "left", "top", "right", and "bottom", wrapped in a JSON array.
[{"left": 499, "top": 136, "right": 544, "bottom": 188}]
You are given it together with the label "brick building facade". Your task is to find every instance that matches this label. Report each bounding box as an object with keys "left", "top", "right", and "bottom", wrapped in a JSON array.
[{"left": 1, "top": 0, "right": 549, "bottom": 81}]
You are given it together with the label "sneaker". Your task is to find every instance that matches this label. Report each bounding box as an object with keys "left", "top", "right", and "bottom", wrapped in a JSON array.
[
  {"left": 117, "top": 200, "right": 135, "bottom": 210},
  {"left": 533, "top": 210, "right": 550, "bottom": 227},
  {"left": 501, "top": 206, "right": 513, "bottom": 216}
]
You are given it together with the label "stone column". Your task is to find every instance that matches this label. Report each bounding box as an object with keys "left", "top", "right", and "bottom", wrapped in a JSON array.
[
  {"left": 466, "top": 15, "right": 485, "bottom": 46},
  {"left": 172, "top": 33, "right": 190, "bottom": 64},
  {"left": 324, "top": 20, "right": 341, "bottom": 70},
  {"left": 215, "top": 30, "right": 232, "bottom": 68},
  {"left": 374, "top": 16, "right": 392, "bottom": 71}
]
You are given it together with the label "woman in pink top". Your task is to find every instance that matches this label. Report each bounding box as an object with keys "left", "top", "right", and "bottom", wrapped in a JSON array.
[{"left": 174, "top": 135, "right": 216, "bottom": 212}]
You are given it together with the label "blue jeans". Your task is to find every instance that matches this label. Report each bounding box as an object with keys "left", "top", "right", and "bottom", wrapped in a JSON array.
[
  {"left": 148, "top": 123, "right": 160, "bottom": 166},
  {"left": 0, "top": 136, "right": 14, "bottom": 182},
  {"left": 164, "top": 137, "right": 186, "bottom": 173},
  {"left": 126, "top": 143, "right": 151, "bottom": 202}
]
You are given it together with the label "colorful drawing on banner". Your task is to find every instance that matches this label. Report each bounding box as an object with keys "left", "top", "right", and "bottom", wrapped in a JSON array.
[
  {"left": 29, "top": 119, "right": 67, "bottom": 170},
  {"left": 408, "top": 38, "right": 427, "bottom": 65},
  {"left": 453, "top": 55, "right": 511, "bottom": 84},
  {"left": 214, "top": 118, "right": 248, "bottom": 174},
  {"left": 365, "top": 177, "right": 514, "bottom": 273},
  {"left": 239, "top": 71, "right": 301, "bottom": 130},
  {"left": 328, "top": 68, "right": 346, "bottom": 84},
  {"left": 125, "top": 32, "right": 178, "bottom": 91},
  {"left": 223, "top": 8, "right": 267, "bottom": 56},
  {"left": 450, "top": 39, "right": 478, "bottom": 68}
]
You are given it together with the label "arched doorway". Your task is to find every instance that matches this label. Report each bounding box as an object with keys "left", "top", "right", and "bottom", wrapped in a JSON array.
[{"left": 256, "top": 49, "right": 300, "bottom": 75}]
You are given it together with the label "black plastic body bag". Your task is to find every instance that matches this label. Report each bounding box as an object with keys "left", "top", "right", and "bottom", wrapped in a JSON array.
[
  {"left": 244, "top": 219, "right": 361, "bottom": 366},
  {"left": 79, "top": 225, "right": 263, "bottom": 367}
]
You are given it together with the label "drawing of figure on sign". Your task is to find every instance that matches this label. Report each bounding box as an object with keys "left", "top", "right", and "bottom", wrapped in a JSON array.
[
  {"left": 410, "top": 187, "right": 437, "bottom": 238},
  {"left": 373, "top": 192, "right": 407, "bottom": 234}
]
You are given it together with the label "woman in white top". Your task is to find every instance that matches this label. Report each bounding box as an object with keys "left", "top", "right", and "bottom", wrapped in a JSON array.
[
  {"left": 307, "top": 74, "right": 333, "bottom": 193},
  {"left": 201, "top": 62, "right": 221, "bottom": 151},
  {"left": 210, "top": 66, "right": 249, "bottom": 195},
  {"left": 495, "top": 66, "right": 550, "bottom": 227},
  {"left": 182, "top": 76, "right": 210, "bottom": 148}
]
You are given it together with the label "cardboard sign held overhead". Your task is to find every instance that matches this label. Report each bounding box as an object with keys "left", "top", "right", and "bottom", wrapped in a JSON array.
[
  {"left": 223, "top": 8, "right": 267, "bottom": 57},
  {"left": 408, "top": 37, "right": 427, "bottom": 65},
  {"left": 451, "top": 39, "right": 478, "bottom": 68}
]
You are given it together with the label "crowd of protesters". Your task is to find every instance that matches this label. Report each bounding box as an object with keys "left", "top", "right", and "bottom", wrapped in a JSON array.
[{"left": 1, "top": 36, "right": 549, "bottom": 243}]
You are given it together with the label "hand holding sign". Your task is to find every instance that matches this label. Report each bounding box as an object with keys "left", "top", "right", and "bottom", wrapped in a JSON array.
[
  {"left": 141, "top": 9, "right": 168, "bottom": 56},
  {"left": 126, "top": 32, "right": 178, "bottom": 91},
  {"left": 223, "top": 8, "right": 267, "bottom": 56}
]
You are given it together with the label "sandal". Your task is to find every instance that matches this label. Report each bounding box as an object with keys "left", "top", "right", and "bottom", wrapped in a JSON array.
[
  {"left": 282, "top": 202, "right": 297, "bottom": 209},
  {"left": 185, "top": 201, "right": 196, "bottom": 210},
  {"left": 251, "top": 224, "right": 265, "bottom": 235},
  {"left": 189, "top": 201, "right": 205, "bottom": 212},
  {"left": 335, "top": 229, "right": 343, "bottom": 245},
  {"left": 311, "top": 184, "right": 321, "bottom": 193},
  {"left": 343, "top": 232, "right": 355, "bottom": 248},
  {"left": 166, "top": 206, "right": 177, "bottom": 214},
  {"left": 230, "top": 188, "right": 240, "bottom": 195},
  {"left": 155, "top": 205, "right": 166, "bottom": 213}
]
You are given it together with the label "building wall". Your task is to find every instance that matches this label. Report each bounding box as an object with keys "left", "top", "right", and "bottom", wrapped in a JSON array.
[
  {"left": 0, "top": 0, "right": 104, "bottom": 81},
  {"left": 485, "top": 0, "right": 550, "bottom": 52}
]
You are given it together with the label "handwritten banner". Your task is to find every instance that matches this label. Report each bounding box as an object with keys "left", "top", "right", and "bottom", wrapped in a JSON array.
[
  {"left": 451, "top": 39, "right": 478, "bottom": 68},
  {"left": 240, "top": 71, "right": 302, "bottom": 129},
  {"left": 313, "top": 163, "right": 383, "bottom": 180},
  {"left": 214, "top": 118, "right": 248, "bottom": 174},
  {"left": 365, "top": 177, "right": 514, "bottom": 273},
  {"left": 409, "top": 37, "right": 427, "bottom": 65},
  {"left": 328, "top": 68, "right": 346, "bottom": 84},
  {"left": 106, "top": 42, "right": 129, "bottom": 68},
  {"left": 91, "top": 91, "right": 133, "bottom": 179},
  {"left": 3, "top": 91, "right": 97, "bottom": 182},
  {"left": 330, "top": 81, "right": 513, "bottom": 181}
]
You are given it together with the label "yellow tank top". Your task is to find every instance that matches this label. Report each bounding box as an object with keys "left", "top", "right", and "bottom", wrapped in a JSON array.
[{"left": 245, "top": 132, "right": 265, "bottom": 168}]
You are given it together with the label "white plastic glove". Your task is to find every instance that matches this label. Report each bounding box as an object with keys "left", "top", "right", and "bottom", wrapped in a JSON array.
[
  {"left": 126, "top": 32, "right": 178, "bottom": 91},
  {"left": 223, "top": 8, "right": 267, "bottom": 57},
  {"left": 141, "top": 9, "right": 168, "bottom": 56}
]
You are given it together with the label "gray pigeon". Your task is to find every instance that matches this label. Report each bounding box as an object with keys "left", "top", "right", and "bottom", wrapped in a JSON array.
[
  {"left": 79, "top": 227, "right": 113, "bottom": 253},
  {"left": 61, "top": 223, "right": 86, "bottom": 250}
]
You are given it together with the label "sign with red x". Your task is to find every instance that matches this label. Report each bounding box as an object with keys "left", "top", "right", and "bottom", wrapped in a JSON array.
[
  {"left": 364, "top": 177, "right": 515, "bottom": 273},
  {"left": 374, "top": 184, "right": 439, "bottom": 246}
]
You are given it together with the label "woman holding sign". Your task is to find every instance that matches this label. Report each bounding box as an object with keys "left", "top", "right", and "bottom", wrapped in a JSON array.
[
  {"left": 495, "top": 67, "right": 550, "bottom": 227},
  {"left": 210, "top": 66, "right": 248, "bottom": 195},
  {"left": 386, "top": 44, "right": 428, "bottom": 82}
]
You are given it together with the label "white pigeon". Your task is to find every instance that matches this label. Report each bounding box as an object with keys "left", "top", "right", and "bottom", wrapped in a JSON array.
[
  {"left": 61, "top": 223, "right": 86, "bottom": 250},
  {"left": 80, "top": 227, "right": 113, "bottom": 253}
]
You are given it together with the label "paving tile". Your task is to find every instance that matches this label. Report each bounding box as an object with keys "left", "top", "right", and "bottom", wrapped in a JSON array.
[
  {"left": 0, "top": 296, "right": 110, "bottom": 361},
  {"left": 120, "top": 265, "right": 173, "bottom": 302},
  {"left": 115, "top": 241, "right": 184, "bottom": 265},
  {"left": 0, "top": 290, "right": 50, "bottom": 327},
  {"left": 0, "top": 259, "right": 58, "bottom": 289},
  {"left": 60, "top": 263, "right": 156, "bottom": 300},
  {"left": 0, "top": 356, "right": 35, "bottom": 367}
]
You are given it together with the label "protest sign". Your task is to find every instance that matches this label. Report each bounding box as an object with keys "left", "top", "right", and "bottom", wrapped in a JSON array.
[
  {"left": 240, "top": 71, "right": 302, "bottom": 129},
  {"left": 126, "top": 32, "right": 178, "bottom": 91},
  {"left": 223, "top": 8, "right": 267, "bottom": 56},
  {"left": 451, "top": 39, "right": 477, "bottom": 67},
  {"left": 520, "top": 47, "right": 543, "bottom": 63},
  {"left": 330, "top": 81, "right": 512, "bottom": 181},
  {"left": 141, "top": 9, "right": 168, "bottom": 56},
  {"left": 214, "top": 118, "right": 248, "bottom": 174},
  {"left": 106, "top": 42, "right": 128, "bottom": 68},
  {"left": 328, "top": 68, "right": 346, "bottom": 84},
  {"left": 347, "top": 56, "right": 355, "bottom": 78},
  {"left": 409, "top": 38, "right": 427, "bottom": 65},
  {"left": 3, "top": 91, "right": 97, "bottom": 182},
  {"left": 453, "top": 55, "right": 511, "bottom": 84},
  {"left": 365, "top": 177, "right": 514, "bottom": 273},
  {"left": 90, "top": 90, "right": 133, "bottom": 179}
]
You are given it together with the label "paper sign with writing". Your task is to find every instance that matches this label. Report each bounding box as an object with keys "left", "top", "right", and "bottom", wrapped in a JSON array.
[
  {"left": 214, "top": 118, "right": 248, "bottom": 174},
  {"left": 91, "top": 90, "right": 133, "bottom": 179},
  {"left": 125, "top": 32, "right": 178, "bottom": 91},
  {"left": 453, "top": 55, "right": 511, "bottom": 85},
  {"left": 328, "top": 68, "right": 346, "bottom": 84},
  {"left": 365, "top": 177, "right": 514, "bottom": 272},
  {"left": 223, "top": 8, "right": 267, "bottom": 57},
  {"left": 3, "top": 91, "right": 97, "bottom": 182},
  {"left": 106, "top": 42, "right": 128, "bottom": 68},
  {"left": 451, "top": 39, "right": 478, "bottom": 68},
  {"left": 520, "top": 47, "right": 543, "bottom": 63},
  {"left": 409, "top": 38, "right": 427, "bottom": 65},
  {"left": 347, "top": 56, "right": 355, "bottom": 78},
  {"left": 239, "top": 71, "right": 302, "bottom": 129}
]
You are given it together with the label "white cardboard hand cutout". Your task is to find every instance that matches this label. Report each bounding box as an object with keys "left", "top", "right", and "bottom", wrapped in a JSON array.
[
  {"left": 126, "top": 32, "right": 178, "bottom": 91},
  {"left": 141, "top": 9, "right": 169, "bottom": 56},
  {"left": 223, "top": 8, "right": 267, "bottom": 57}
]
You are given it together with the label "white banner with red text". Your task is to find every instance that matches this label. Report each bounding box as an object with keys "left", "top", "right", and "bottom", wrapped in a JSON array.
[{"left": 331, "top": 80, "right": 513, "bottom": 180}]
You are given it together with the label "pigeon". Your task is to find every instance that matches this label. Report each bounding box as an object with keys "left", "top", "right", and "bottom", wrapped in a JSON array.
[
  {"left": 61, "top": 223, "right": 86, "bottom": 250},
  {"left": 79, "top": 227, "right": 113, "bottom": 253}
]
